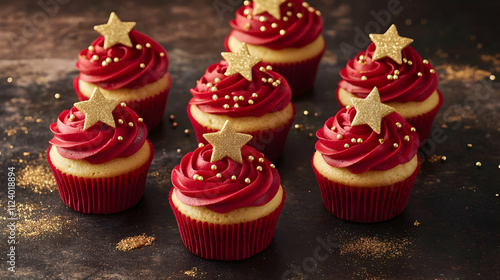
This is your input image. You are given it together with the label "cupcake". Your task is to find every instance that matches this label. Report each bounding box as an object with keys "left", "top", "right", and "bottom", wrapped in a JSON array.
[
  {"left": 188, "top": 43, "right": 295, "bottom": 161},
  {"left": 336, "top": 24, "right": 442, "bottom": 143},
  {"left": 74, "top": 12, "right": 171, "bottom": 131},
  {"left": 225, "top": 0, "right": 325, "bottom": 97},
  {"left": 170, "top": 120, "right": 285, "bottom": 260},
  {"left": 313, "top": 87, "right": 420, "bottom": 223},
  {"left": 47, "top": 88, "right": 154, "bottom": 214}
]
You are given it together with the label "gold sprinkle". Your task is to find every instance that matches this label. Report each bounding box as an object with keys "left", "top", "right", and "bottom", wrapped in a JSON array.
[
  {"left": 302, "top": 2, "right": 309, "bottom": 7},
  {"left": 395, "top": 122, "right": 402, "bottom": 128},
  {"left": 117, "top": 136, "right": 123, "bottom": 141},
  {"left": 177, "top": 148, "right": 181, "bottom": 153},
  {"left": 216, "top": 173, "right": 222, "bottom": 178},
  {"left": 262, "top": 77, "right": 267, "bottom": 83},
  {"left": 271, "top": 23, "right": 278, "bottom": 28},
  {"left": 198, "top": 143, "right": 205, "bottom": 148},
  {"left": 225, "top": 95, "right": 230, "bottom": 100},
  {"left": 259, "top": 157, "right": 265, "bottom": 163},
  {"left": 211, "top": 86, "right": 218, "bottom": 91},
  {"left": 393, "top": 74, "right": 399, "bottom": 80},
  {"left": 244, "top": 9, "right": 250, "bottom": 15},
  {"left": 430, "top": 69, "right": 436, "bottom": 74},
  {"left": 243, "top": 0, "right": 249, "bottom": 5},
  {"left": 252, "top": 93, "right": 258, "bottom": 98},
  {"left": 127, "top": 122, "right": 133, "bottom": 127},
  {"left": 303, "top": 110, "right": 309, "bottom": 116},
  {"left": 476, "top": 161, "right": 482, "bottom": 167},
  {"left": 379, "top": 138, "right": 385, "bottom": 144},
  {"left": 234, "top": 103, "right": 239, "bottom": 108},
  {"left": 245, "top": 178, "right": 251, "bottom": 184},
  {"left": 105, "top": 57, "right": 112, "bottom": 63},
  {"left": 114, "top": 57, "right": 120, "bottom": 62},
  {"left": 68, "top": 114, "right": 75, "bottom": 121},
  {"left": 198, "top": 176, "right": 204, "bottom": 181},
  {"left": 256, "top": 166, "right": 263, "bottom": 171},
  {"left": 280, "top": 29, "right": 286, "bottom": 36},
  {"left": 266, "top": 65, "right": 273, "bottom": 71},
  {"left": 248, "top": 156, "right": 254, "bottom": 161},
  {"left": 344, "top": 143, "right": 350, "bottom": 148},
  {"left": 270, "top": 163, "right": 275, "bottom": 168},
  {"left": 259, "top": 66, "right": 266, "bottom": 72},
  {"left": 414, "top": 220, "right": 421, "bottom": 226},
  {"left": 336, "top": 134, "right": 343, "bottom": 140},
  {"left": 259, "top": 16, "right": 266, "bottom": 22},
  {"left": 308, "top": 7, "right": 315, "bottom": 13},
  {"left": 286, "top": 11, "right": 292, "bottom": 16},
  {"left": 407, "top": 60, "right": 413, "bottom": 65},
  {"left": 91, "top": 54, "right": 99, "bottom": 61},
  {"left": 101, "top": 61, "right": 108, "bottom": 67},
  {"left": 207, "top": 82, "right": 213, "bottom": 88},
  {"left": 260, "top": 26, "right": 266, "bottom": 32},
  {"left": 214, "top": 78, "right": 221, "bottom": 83},
  {"left": 88, "top": 46, "right": 94, "bottom": 52},
  {"left": 268, "top": 78, "right": 274, "bottom": 83},
  {"left": 7, "top": 77, "right": 13, "bottom": 83},
  {"left": 54, "top": 93, "right": 61, "bottom": 99},
  {"left": 315, "top": 10, "right": 321, "bottom": 16},
  {"left": 410, "top": 127, "right": 416, "bottom": 132},
  {"left": 404, "top": 135, "right": 410, "bottom": 142},
  {"left": 351, "top": 138, "right": 357, "bottom": 143},
  {"left": 248, "top": 100, "right": 254, "bottom": 105},
  {"left": 244, "top": 23, "right": 251, "bottom": 30},
  {"left": 139, "top": 63, "right": 146, "bottom": 68},
  {"left": 393, "top": 143, "right": 399, "bottom": 148},
  {"left": 145, "top": 43, "right": 151, "bottom": 48},
  {"left": 231, "top": 175, "right": 237, "bottom": 180},
  {"left": 233, "top": 96, "right": 239, "bottom": 102},
  {"left": 283, "top": 16, "right": 288, "bottom": 21},
  {"left": 394, "top": 70, "right": 400, "bottom": 75},
  {"left": 287, "top": 3, "right": 292, "bottom": 7},
  {"left": 490, "top": 75, "right": 496, "bottom": 81},
  {"left": 361, "top": 76, "right": 367, "bottom": 81},
  {"left": 118, "top": 119, "right": 124, "bottom": 124},
  {"left": 417, "top": 72, "right": 423, "bottom": 77},
  {"left": 211, "top": 164, "right": 217, "bottom": 170},
  {"left": 223, "top": 104, "right": 230, "bottom": 109},
  {"left": 116, "top": 234, "right": 155, "bottom": 252},
  {"left": 160, "top": 52, "right": 165, "bottom": 57},
  {"left": 297, "top": 13, "right": 303, "bottom": 18},
  {"left": 169, "top": 114, "right": 175, "bottom": 121},
  {"left": 331, "top": 126, "right": 336, "bottom": 131},
  {"left": 441, "top": 155, "right": 447, "bottom": 161},
  {"left": 136, "top": 44, "right": 143, "bottom": 50},
  {"left": 467, "top": 143, "right": 472, "bottom": 148},
  {"left": 357, "top": 138, "right": 363, "bottom": 143},
  {"left": 387, "top": 75, "right": 393, "bottom": 80},
  {"left": 184, "top": 129, "right": 190, "bottom": 135},
  {"left": 403, "top": 58, "right": 408, "bottom": 63},
  {"left": 423, "top": 59, "right": 429, "bottom": 64},
  {"left": 212, "top": 94, "right": 218, "bottom": 100},
  {"left": 193, "top": 174, "right": 199, "bottom": 180}
]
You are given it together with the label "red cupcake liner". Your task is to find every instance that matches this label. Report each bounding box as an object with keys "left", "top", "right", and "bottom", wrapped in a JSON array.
[
  {"left": 73, "top": 74, "right": 172, "bottom": 131},
  {"left": 224, "top": 37, "right": 325, "bottom": 98},
  {"left": 169, "top": 189, "right": 286, "bottom": 261},
  {"left": 335, "top": 88, "right": 443, "bottom": 144},
  {"left": 187, "top": 104, "right": 296, "bottom": 162},
  {"left": 312, "top": 157, "right": 421, "bottom": 223},
  {"left": 47, "top": 141, "right": 154, "bottom": 214}
]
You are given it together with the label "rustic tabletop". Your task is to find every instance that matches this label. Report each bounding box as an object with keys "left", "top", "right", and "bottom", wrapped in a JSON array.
[{"left": 1, "top": 0, "right": 499, "bottom": 279}]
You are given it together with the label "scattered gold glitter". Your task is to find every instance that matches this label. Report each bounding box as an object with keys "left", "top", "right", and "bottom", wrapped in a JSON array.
[
  {"left": 17, "top": 158, "right": 56, "bottom": 194},
  {"left": 221, "top": 43, "right": 262, "bottom": 81},
  {"left": 184, "top": 267, "right": 200, "bottom": 277},
  {"left": 116, "top": 233, "right": 155, "bottom": 252},
  {"left": 467, "top": 143, "right": 472, "bottom": 148},
  {"left": 441, "top": 155, "right": 447, "bottom": 161},
  {"left": 340, "top": 237, "right": 412, "bottom": 259},
  {"left": 94, "top": 12, "right": 136, "bottom": 49},
  {"left": 350, "top": 87, "right": 395, "bottom": 134},
  {"left": 74, "top": 88, "right": 120, "bottom": 130},
  {"left": 414, "top": 220, "right": 421, "bottom": 226},
  {"left": 253, "top": 0, "right": 285, "bottom": 19},
  {"left": 203, "top": 120, "right": 252, "bottom": 164},
  {"left": 54, "top": 93, "right": 61, "bottom": 100},
  {"left": 369, "top": 24, "right": 413, "bottom": 64},
  {"left": 435, "top": 64, "right": 491, "bottom": 82},
  {"left": 428, "top": 154, "right": 444, "bottom": 163}
]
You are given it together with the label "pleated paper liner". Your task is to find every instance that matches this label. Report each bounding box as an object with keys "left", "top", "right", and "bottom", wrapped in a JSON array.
[
  {"left": 224, "top": 36, "right": 325, "bottom": 98},
  {"left": 312, "top": 158, "right": 421, "bottom": 223},
  {"left": 335, "top": 88, "right": 444, "bottom": 144},
  {"left": 187, "top": 104, "right": 296, "bottom": 162},
  {"left": 169, "top": 190, "right": 286, "bottom": 261},
  {"left": 73, "top": 74, "right": 172, "bottom": 131},
  {"left": 47, "top": 141, "right": 154, "bottom": 214}
]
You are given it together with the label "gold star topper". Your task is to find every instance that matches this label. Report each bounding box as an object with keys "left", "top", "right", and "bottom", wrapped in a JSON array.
[
  {"left": 203, "top": 120, "right": 253, "bottom": 164},
  {"left": 74, "top": 87, "right": 121, "bottom": 130},
  {"left": 221, "top": 43, "right": 262, "bottom": 81},
  {"left": 252, "top": 0, "right": 286, "bottom": 20},
  {"left": 94, "top": 12, "right": 136, "bottom": 49},
  {"left": 350, "top": 87, "right": 395, "bottom": 134},
  {"left": 369, "top": 24, "right": 413, "bottom": 64}
]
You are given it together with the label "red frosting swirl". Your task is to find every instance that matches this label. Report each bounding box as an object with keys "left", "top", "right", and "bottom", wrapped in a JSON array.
[
  {"left": 49, "top": 105, "right": 147, "bottom": 164},
  {"left": 76, "top": 30, "right": 168, "bottom": 90},
  {"left": 171, "top": 144, "right": 280, "bottom": 213},
  {"left": 315, "top": 107, "right": 419, "bottom": 174},
  {"left": 228, "top": 0, "right": 323, "bottom": 49},
  {"left": 189, "top": 61, "right": 292, "bottom": 117},
  {"left": 338, "top": 43, "right": 438, "bottom": 103}
]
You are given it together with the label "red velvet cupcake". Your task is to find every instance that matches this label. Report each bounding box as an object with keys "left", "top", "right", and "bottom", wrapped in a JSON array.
[
  {"left": 313, "top": 87, "right": 420, "bottom": 223},
  {"left": 74, "top": 12, "right": 171, "bottom": 131},
  {"left": 225, "top": 0, "right": 325, "bottom": 97},
  {"left": 188, "top": 44, "right": 295, "bottom": 161},
  {"left": 336, "top": 24, "right": 442, "bottom": 143},
  {"left": 170, "top": 121, "right": 285, "bottom": 260},
  {"left": 47, "top": 88, "right": 154, "bottom": 214}
]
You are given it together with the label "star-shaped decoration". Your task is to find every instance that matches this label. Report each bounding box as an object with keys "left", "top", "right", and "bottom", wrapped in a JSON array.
[
  {"left": 74, "top": 87, "right": 121, "bottom": 130},
  {"left": 221, "top": 43, "right": 262, "bottom": 81},
  {"left": 203, "top": 120, "right": 253, "bottom": 164},
  {"left": 252, "top": 0, "right": 285, "bottom": 20},
  {"left": 94, "top": 12, "right": 136, "bottom": 49},
  {"left": 369, "top": 24, "right": 413, "bottom": 64},
  {"left": 350, "top": 87, "right": 395, "bottom": 134}
]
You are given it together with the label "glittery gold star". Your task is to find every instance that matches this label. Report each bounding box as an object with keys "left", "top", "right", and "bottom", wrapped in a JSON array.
[
  {"left": 252, "top": 0, "right": 285, "bottom": 20},
  {"left": 221, "top": 43, "right": 262, "bottom": 81},
  {"left": 350, "top": 87, "right": 395, "bottom": 134},
  {"left": 203, "top": 120, "right": 253, "bottom": 164},
  {"left": 94, "top": 12, "right": 136, "bottom": 49},
  {"left": 74, "top": 87, "right": 121, "bottom": 130},
  {"left": 369, "top": 24, "right": 413, "bottom": 64}
]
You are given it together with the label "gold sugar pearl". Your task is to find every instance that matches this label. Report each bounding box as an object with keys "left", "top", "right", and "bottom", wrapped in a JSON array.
[
  {"left": 308, "top": 7, "right": 315, "bottom": 13},
  {"left": 239, "top": 96, "right": 245, "bottom": 102},
  {"left": 280, "top": 29, "right": 286, "bottom": 36},
  {"left": 248, "top": 155, "right": 254, "bottom": 161},
  {"left": 260, "top": 26, "right": 266, "bottom": 32},
  {"left": 244, "top": 9, "right": 250, "bottom": 15},
  {"left": 379, "top": 139, "right": 385, "bottom": 144},
  {"left": 211, "top": 164, "right": 217, "bottom": 170},
  {"left": 139, "top": 63, "right": 146, "bottom": 68},
  {"left": 302, "top": 2, "right": 309, "bottom": 7},
  {"left": 315, "top": 10, "right": 321, "bottom": 16},
  {"left": 271, "top": 23, "right": 278, "bottom": 28},
  {"left": 211, "top": 86, "right": 218, "bottom": 91},
  {"left": 262, "top": 77, "right": 267, "bottom": 83},
  {"left": 128, "top": 122, "right": 134, "bottom": 127},
  {"left": 283, "top": 16, "right": 288, "bottom": 21},
  {"left": 393, "top": 75, "right": 399, "bottom": 80},
  {"left": 417, "top": 72, "right": 423, "bottom": 77},
  {"left": 223, "top": 104, "right": 230, "bottom": 109},
  {"left": 346, "top": 105, "right": 351, "bottom": 109},
  {"left": 268, "top": 78, "right": 274, "bottom": 83},
  {"left": 276, "top": 79, "right": 281, "bottom": 85},
  {"left": 404, "top": 135, "right": 410, "bottom": 142},
  {"left": 184, "top": 129, "right": 190, "bottom": 135},
  {"left": 121, "top": 102, "right": 127, "bottom": 107},
  {"left": 336, "top": 134, "right": 342, "bottom": 140},
  {"left": 403, "top": 58, "right": 408, "bottom": 63},
  {"left": 259, "top": 158, "right": 265, "bottom": 163},
  {"left": 297, "top": 13, "right": 303, "bottom": 18},
  {"left": 216, "top": 173, "right": 222, "bottom": 178},
  {"left": 212, "top": 94, "right": 218, "bottom": 100},
  {"left": 198, "top": 176, "right": 204, "bottom": 181},
  {"left": 407, "top": 60, "right": 413, "bottom": 65},
  {"left": 138, "top": 118, "right": 143, "bottom": 123},
  {"left": 393, "top": 143, "right": 399, "bottom": 148},
  {"left": 423, "top": 59, "right": 429, "bottom": 64},
  {"left": 331, "top": 126, "right": 336, "bottom": 131},
  {"left": 266, "top": 65, "right": 273, "bottom": 71},
  {"left": 430, "top": 69, "right": 436, "bottom": 74},
  {"left": 117, "top": 136, "right": 123, "bottom": 141},
  {"left": 467, "top": 143, "right": 473, "bottom": 148},
  {"left": 344, "top": 143, "right": 350, "bottom": 148},
  {"left": 68, "top": 114, "right": 75, "bottom": 121},
  {"left": 351, "top": 138, "right": 357, "bottom": 143},
  {"left": 272, "top": 82, "right": 278, "bottom": 87},
  {"left": 192, "top": 174, "right": 199, "bottom": 180},
  {"left": 357, "top": 138, "right": 363, "bottom": 143},
  {"left": 145, "top": 43, "right": 151, "bottom": 48},
  {"left": 256, "top": 166, "right": 263, "bottom": 171},
  {"left": 88, "top": 46, "right": 94, "bottom": 52},
  {"left": 136, "top": 44, "right": 143, "bottom": 50},
  {"left": 105, "top": 57, "right": 112, "bottom": 63},
  {"left": 207, "top": 82, "right": 213, "bottom": 88},
  {"left": 252, "top": 93, "right": 258, "bottom": 98},
  {"left": 270, "top": 164, "right": 275, "bottom": 168},
  {"left": 387, "top": 75, "right": 393, "bottom": 80},
  {"left": 198, "top": 143, "right": 205, "bottom": 148},
  {"left": 160, "top": 52, "right": 165, "bottom": 57},
  {"left": 441, "top": 156, "right": 447, "bottom": 161},
  {"left": 476, "top": 161, "right": 482, "bottom": 167},
  {"left": 214, "top": 78, "right": 221, "bottom": 83},
  {"left": 118, "top": 119, "right": 124, "bottom": 124},
  {"left": 114, "top": 57, "right": 120, "bottom": 62},
  {"left": 233, "top": 96, "right": 239, "bottom": 102},
  {"left": 91, "top": 54, "right": 99, "bottom": 61},
  {"left": 259, "top": 16, "right": 266, "bottom": 22},
  {"left": 231, "top": 175, "right": 237, "bottom": 180},
  {"left": 286, "top": 11, "right": 292, "bottom": 16},
  {"left": 396, "top": 122, "right": 402, "bottom": 128},
  {"left": 245, "top": 178, "right": 251, "bottom": 184},
  {"left": 101, "top": 61, "right": 108, "bottom": 67},
  {"left": 54, "top": 93, "right": 61, "bottom": 99},
  {"left": 248, "top": 100, "right": 254, "bottom": 105},
  {"left": 234, "top": 103, "right": 239, "bottom": 108},
  {"left": 287, "top": 3, "right": 292, "bottom": 7},
  {"left": 410, "top": 127, "right": 416, "bottom": 132},
  {"left": 259, "top": 66, "right": 266, "bottom": 72},
  {"left": 359, "top": 55, "right": 365, "bottom": 61},
  {"left": 304, "top": 110, "right": 309, "bottom": 116},
  {"left": 244, "top": 0, "right": 250, "bottom": 5},
  {"left": 394, "top": 70, "right": 400, "bottom": 75},
  {"left": 361, "top": 76, "right": 367, "bottom": 81},
  {"left": 225, "top": 95, "right": 230, "bottom": 100}
]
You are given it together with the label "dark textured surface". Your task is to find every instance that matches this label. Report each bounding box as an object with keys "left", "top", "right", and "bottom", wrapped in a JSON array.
[{"left": 1, "top": 0, "right": 499, "bottom": 279}]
